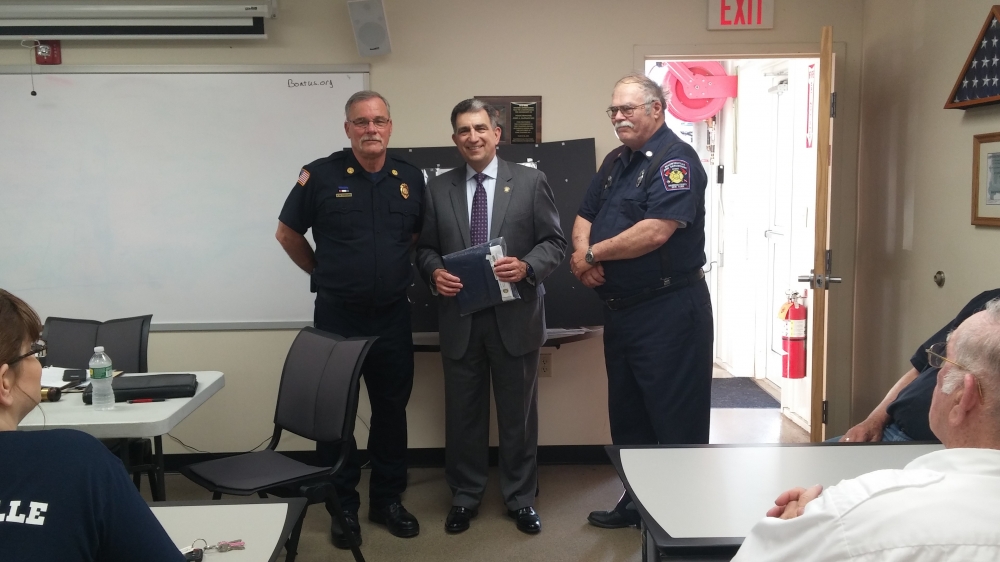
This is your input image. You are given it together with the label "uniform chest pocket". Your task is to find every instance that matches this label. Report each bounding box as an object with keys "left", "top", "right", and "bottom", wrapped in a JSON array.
[
  {"left": 616, "top": 196, "right": 648, "bottom": 229},
  {"left": 388, "top": 199, "right": 421, "bottom": 237},
  {"left": 317, "top": 197, "right": 365, "bottom": 238}
]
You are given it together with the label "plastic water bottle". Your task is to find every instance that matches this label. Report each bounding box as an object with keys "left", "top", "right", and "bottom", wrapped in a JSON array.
[{"left": 89, "top": 346, "right": 115, "bottom": 410}]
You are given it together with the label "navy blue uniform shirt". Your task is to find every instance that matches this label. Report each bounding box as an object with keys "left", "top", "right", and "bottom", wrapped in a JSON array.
[
  {"left": 578, "top": 124, "right": 707, "bottom": 298},
  {"left": 887, "top": 288, "right": 1000, "bottom": 441},
  {"left": 0, "top": 429, "right": 183, "bottom": 562},
  {"left": 279, "top": 150, "right": 425, "bottom": 307}
]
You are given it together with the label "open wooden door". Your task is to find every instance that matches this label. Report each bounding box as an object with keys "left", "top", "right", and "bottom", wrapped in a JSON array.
[{"left": 800, "top": 26, "right": 842, "bottom": 442}]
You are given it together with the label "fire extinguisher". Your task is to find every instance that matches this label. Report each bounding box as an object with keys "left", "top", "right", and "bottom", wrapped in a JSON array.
[{"left": 779, "top": 292, "right": 807, "bottom": 379}]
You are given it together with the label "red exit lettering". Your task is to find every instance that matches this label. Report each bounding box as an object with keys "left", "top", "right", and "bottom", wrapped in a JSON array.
[{"left": 719, "top": 0, "right": 764, "bottom": 27}]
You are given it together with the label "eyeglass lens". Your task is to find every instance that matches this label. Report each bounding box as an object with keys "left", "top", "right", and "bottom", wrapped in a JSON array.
[
  {"left": 606, "top": 103, "right": 649, "bottom": 119},
  {"left": 927, "top": 342, "right": 947, "bottom": 367},
  {"left": 351, "top": 118, "right": 390, "bottom": 128}
]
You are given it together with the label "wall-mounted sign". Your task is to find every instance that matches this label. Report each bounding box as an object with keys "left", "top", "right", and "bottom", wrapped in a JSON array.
[
  {"left": 475, "top": 96, "right": 542, "bottom": 144},
  {"left": 708, "top": 0, "right": 774, "bottom": 30}
]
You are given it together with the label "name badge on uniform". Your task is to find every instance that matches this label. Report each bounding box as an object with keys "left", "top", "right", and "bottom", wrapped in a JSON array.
[
  {"left": 336, "top": 186, "right": 353, "bottom": 198},
  {"left": 661, "top": 159, "right": 690, "bottom": 191}
]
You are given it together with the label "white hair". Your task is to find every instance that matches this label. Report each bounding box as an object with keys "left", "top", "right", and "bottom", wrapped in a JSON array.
[{"left": 942, "top": 298, "right": 1000, "bottom": 395}]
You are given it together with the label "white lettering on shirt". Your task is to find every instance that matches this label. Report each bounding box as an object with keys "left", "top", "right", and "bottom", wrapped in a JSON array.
[
  {"left": 0, "top": 500, "right": 47, "bottom": 525},
  {"left": 5, "top": 500, "right": 26, "bottom": 523},
  {"left": 25, "top": 502, "right": 47, "bottom": 525}
]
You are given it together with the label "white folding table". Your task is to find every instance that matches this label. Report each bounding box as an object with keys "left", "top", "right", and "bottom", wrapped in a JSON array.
[
  {"left": 608, "top": 442, "right": 943, "bottom": 561},
  {"left": 151, "top": 498, "right": 306, "bottom": 562},
  {"left": 19, "top": 370, "right": 225, "bottom": 501}
]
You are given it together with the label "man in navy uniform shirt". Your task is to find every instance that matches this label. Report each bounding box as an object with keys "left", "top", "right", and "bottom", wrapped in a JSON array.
[
  {"left": 570, "top": 73, "right": 713, "bottom": 529},
  {"left": 276, "top": 90, "right": 424, "bottom": 548},
  {"left": 839, "top": 288, "right": 1000, "bottom": 443}
]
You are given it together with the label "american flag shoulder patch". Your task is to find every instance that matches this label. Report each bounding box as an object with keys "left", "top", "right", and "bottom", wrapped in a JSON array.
[{"left": 297, "top": 169, "right": 311, "bottom": 186}]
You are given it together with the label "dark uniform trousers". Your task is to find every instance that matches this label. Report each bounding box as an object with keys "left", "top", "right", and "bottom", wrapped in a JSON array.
[
  {"left": 604, "top": 278, "right": 714, "bottom": 445},
  {"left": 442, "top": 307, "right": 539, "bottom": 511},
  {"left": 314, "top": 292, "right": 414, "bottom": 514}
]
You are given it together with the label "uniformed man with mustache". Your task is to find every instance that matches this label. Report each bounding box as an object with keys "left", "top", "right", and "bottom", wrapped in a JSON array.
[{"left": 570, "top": 74, "right": 713, "bottom": 529}]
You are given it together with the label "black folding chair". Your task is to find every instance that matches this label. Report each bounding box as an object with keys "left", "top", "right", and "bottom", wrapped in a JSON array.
[
  {"left": 180, "top": 327, "right": 375, "bottom": 562},
  {"left": 42, "top": 315, "right": 159, "bottom": 496},
  {"left": 42, "top": 315, "right": 151, "bottom": 372}
]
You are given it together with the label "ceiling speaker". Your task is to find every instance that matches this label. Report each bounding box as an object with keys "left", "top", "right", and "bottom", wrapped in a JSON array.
[{"left": 348, "top": 0, "right": 391, "bottom": 57}]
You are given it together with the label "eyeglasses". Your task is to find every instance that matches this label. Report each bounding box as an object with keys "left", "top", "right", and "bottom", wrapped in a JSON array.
[
  {"left": 349, "top": 117, "right": 391, "bottom": 129},
  {"left": 926, "top": 342, "right": 968, "bottom": 370},
  {"left": 926, "top": 341, "right": 985, "bottom": 404},
  {"left": 7, "top": 340, "right": 46, "bottom": 365},
  {"left": 606, "top": 102, "right": 651, "bottom": 119}
]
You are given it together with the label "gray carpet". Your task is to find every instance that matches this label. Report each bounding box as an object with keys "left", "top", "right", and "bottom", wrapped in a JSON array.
[{"left": 711, "top": 377, "right": 780, "bottom": 409}]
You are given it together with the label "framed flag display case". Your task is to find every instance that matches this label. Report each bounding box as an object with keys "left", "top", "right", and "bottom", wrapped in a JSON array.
[{"left": 946, "top": 5, "right": 1000, "bottom": 109}]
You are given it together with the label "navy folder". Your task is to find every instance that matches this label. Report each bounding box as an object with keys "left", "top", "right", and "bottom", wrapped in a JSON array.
[{"left": 442, "top": 237, "right": 520, "bottom": 316}]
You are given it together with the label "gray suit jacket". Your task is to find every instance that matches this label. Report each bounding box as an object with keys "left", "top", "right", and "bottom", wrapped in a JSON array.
[{"left": 416, "top": 158, "right": 567, "bottom": 360}]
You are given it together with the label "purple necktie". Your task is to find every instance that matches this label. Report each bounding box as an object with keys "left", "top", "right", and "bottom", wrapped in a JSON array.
[{"left": 470, "top": 172, "right": 488, "bottom": 245}]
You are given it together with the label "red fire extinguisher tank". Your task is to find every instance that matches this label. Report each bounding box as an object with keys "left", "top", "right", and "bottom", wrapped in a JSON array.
[{"left": 780, "top": 294, "right": 807, "bottom": 379}]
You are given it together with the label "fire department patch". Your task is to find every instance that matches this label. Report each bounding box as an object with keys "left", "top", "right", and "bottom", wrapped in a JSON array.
[{"left": 660, "top": 159, "right": 690, "bottom": 191}]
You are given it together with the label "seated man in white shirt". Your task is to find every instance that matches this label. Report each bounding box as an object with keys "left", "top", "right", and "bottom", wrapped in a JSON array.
[{"left": 734, "top": 298, "right": 1000, "bottom": 562}]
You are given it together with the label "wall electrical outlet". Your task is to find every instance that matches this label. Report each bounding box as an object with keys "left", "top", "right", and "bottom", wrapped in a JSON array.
[{"left": 539, "top": 353, "right": 552, "bottom": 377}]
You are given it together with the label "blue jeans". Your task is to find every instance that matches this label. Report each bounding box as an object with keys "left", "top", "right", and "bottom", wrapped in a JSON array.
[{"left": 881, "top": 422, "right": 915, "bottom": 442}]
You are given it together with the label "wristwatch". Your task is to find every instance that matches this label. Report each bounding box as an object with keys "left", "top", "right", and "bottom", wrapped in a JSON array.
[{"left": 585, "top": 246, "right": 595, "bottom": 264}]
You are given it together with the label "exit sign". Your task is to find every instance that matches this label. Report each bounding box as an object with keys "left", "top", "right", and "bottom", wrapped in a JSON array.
[{"left": 708, "top": 0, "right": 774, "bottom": 30}]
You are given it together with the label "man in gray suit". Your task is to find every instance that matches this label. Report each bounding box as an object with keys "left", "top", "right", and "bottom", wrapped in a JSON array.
[{"left": 416, "top": 99, "right": 566, "bottom": 535}]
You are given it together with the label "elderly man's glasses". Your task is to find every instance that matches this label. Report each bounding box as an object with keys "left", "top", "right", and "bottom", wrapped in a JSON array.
[
  {"left": 349, "top": 117, "right": 391, "bottom": 129},
  {"left": 7, "top": 340, "right": 46, "bottom": 365},
  {"left": 606, "top": 103, "right": 650, "bottom": 119},
  {"left": 926, "top": 341, "right": 985, "bottom": 404}
]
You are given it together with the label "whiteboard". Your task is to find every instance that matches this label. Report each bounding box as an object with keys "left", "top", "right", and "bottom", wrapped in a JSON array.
[{"left": 0, "top": 66, "right": 368, "bottom": 329}]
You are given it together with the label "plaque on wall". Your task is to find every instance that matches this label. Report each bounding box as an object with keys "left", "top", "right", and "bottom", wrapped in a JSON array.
[{"left": 475, "top": 96, "right": 542, "bottom": 144}]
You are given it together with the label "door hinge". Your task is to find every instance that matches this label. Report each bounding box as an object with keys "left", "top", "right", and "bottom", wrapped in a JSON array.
[
  {"left": 822, "top": 400, "right": 829, "bottom": 424},
  {"left": 830, "top": 92, "right": 837, "bottom": 118}
]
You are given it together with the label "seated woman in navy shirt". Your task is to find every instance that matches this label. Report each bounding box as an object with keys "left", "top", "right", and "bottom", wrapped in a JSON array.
[{"left": 0, "top": 289, "right": 184, "bottom": 562}]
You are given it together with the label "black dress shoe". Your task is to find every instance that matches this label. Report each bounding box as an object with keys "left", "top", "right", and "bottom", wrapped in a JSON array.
[
  {"left": 588, "top": 491, "right": 641, "bottom": 529},
  {"left": 330, "top": 511, "right": 362, "bottom": 550},
  {"left": 368, "top": 502, "right": 420, "bottom": 538},
  {"left": 507, "top": 506, "right": 541, "bottom": 534},
  {"left": 587, "top": 508, "right": 640, "bottom": 528},
  {"left": 445, "top": 506, "right": 477, "bottom": 533}
]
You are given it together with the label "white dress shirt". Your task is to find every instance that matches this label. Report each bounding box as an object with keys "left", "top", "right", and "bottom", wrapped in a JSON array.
[
  {"left": 465, "top": 156, "right": 498, "bottom": 238},
  {"left": 733, "top": 448, "right": 1000, "bottom": 562}
]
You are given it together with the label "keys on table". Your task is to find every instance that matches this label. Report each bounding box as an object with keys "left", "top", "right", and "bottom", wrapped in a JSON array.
[
  {"left": 180, "top": 539, "right": 245, "bottom": 558},
  {"left": 209, "top": 540, "right": 245, "bottom": 552}
]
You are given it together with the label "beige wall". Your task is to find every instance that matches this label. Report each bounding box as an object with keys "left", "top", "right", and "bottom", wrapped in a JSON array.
[
  {"left": 1, "top": 0, "right": 867, "bottom": 451},
  {"left": 853, "top": 0, "right": 1000, "bottom": 422}
]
